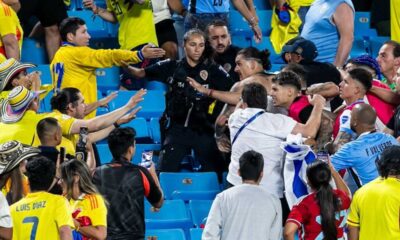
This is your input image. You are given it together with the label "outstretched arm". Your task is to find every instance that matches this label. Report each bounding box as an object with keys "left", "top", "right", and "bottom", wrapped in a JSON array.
[{"left": 333, "top": 3, "right": 354, "bottom": 67}]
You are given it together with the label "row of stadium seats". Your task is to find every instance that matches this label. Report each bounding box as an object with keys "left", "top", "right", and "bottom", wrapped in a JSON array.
[{"left": 145, "top": 228, "right": 202, "bottom": 240}]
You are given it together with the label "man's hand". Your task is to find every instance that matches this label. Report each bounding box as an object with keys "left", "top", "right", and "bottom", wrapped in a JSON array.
[
  {"left": 308, "top": 94, "right": 326, "bottom": 108},
  {"left": 216, "top": 135, "right": 231, "bottom": 153},
  {"left": 116, "top": 107, "right": 142, "bottom": 125},
  {"left": 126, "top": 89, "right": 147, "bottom": 109},
  {"left": 251, "top": 24, "right": 262, "bottom": 43},
  {"left": 83, "top": 0, "right": 98, "bottom": 12},
  {"left": 98, "top": 91, "right": 118, "bottom": 107},
  {"left": 29, "top": 71, "right": 41, "bottom": 91},
  {"left": 141, "top": 44, "right": 166, "bottom": 59},
  {"left": 187, "top": 77, "right": 208, "bottom": 95}
]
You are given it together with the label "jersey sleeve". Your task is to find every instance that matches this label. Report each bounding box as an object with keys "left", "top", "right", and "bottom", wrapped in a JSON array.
[
  {"left": 347, "top": 192, "right": 360, "bottom": 227},
  {"left": 86, "top": 195, "right": 107, "bottom": 227},
  {"left": 338, "top": 109, "right": 353, "bottom": 134},
  {"left": 139, "top": 168, "right": 162, "bottom": 206},
  {"left": 55, "top": 197, "right": 74, "bottom": 228},
  {"left": 0, "top": 6, "right": 17, "bottom": 36},
  {"left": 331, "top": 142, "right": 358, "bottom": 171},
  {"left": 286, "top": 198, "right": 308, "bottom": 228},
  {"left": 144, "top": 59, "right": 175, "bottom": 82},
  {"left": 73, "top": 47, "right": 143, "bottom": 69}
]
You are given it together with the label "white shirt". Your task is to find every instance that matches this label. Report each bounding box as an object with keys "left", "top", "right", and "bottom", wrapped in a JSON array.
[
  {"left": 152, "top": 0, "right": 171, "bottom": 24},
  {"left": 228, "top": 108, "right": 297, "bottom": 197},
  {"left": 202, "top": 184, "right": 282, "bottom": 240},
  {"left": 0, "top": 192, "right": 12, "bottom": 228}
]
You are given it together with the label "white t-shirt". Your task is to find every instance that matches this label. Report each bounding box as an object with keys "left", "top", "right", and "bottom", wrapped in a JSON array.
[
  {"left": 228, "top": 108, "right": 297, "bottom": 198},
  {"left": 0, "top": 192, "right": 12, "bottom": 228},
  {"left": 202, "top": 184, "right": 282, "bottom": 240},
  {"left": 152, "top": 0, "right": 171, "bottom": 24}
]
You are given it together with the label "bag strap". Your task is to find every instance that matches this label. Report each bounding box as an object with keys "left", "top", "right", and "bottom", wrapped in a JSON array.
[{"left": 232, "top": 110, "right": 264, "bottom": 145}]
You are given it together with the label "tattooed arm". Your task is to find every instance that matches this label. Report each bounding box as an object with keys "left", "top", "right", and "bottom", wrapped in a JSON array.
[
  {"left": 305, "top": 82, "right": 339, "bottom": 99},
  {"left": 215, "top": 103, "right": 236, "bottom": 153}
]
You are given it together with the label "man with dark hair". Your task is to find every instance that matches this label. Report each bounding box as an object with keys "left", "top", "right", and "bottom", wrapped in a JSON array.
[
  {"left": 206, "top": 20, "right": 241, "bottom": 83},
  {"left": 376, "top": 40, "right": 400, "bottom": 90},
  {"left": 270, "top": 71, "right": 313, "bottom": 124},
  {"left": 203, "top": 150, "right": 282, "bottom": 239},
  {"left": 347, "top": 145, "right": 400, "bottom": 240},
  {"left": 227, "top": 82, "right": 325, "bottom": 199},
  {"left": 51, "top": 17, "right": 165, "bottom": 118},
  {"left": 93, "top": 127, "right": 163, "bottom": 239},
  {"left": 10, "top": 156, "right": 73, "bottom": 239},
  {"left": 331, "top": 104, "right": 398, "bottom": 186}
]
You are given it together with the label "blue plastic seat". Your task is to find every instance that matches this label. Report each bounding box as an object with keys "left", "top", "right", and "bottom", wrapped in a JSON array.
[
  {"left": 229, "top": 10, "right": 272, "bottom": 37},
  {"left": 145, "top": 199, "right": 192, "bottom": 230},
  {"left": 145, "top": 80, "right": 168, "bottom": 91},
  {"left": 231, "top": 36, "right": 252, "bottom": 48},
  {"left": 149, "top": 117, "right": 161, "bottom": 144},
  {"left": 160, "top": 172, "right": 220, "bottom": 201},
  {"left": 145, "top": 229, "right": 186, "bottom": 240},
  {"left": 354, "top": 12, "right": 377, "bottom": 37},
  {"left": 96, "top": 67, "right": 120, "bottom": 93},
  {"left": 350, "top": 36, "right": 371, "bottom": 58},
  {"left": 189, "top": 200, "right": 213, "bottom": 228},
  {"left": 67, "top": 10, "right": 109, "bottom": 38},
  {"left": 21, "top": 38, "right": 48, "bottom": 64},
  {"left": 108, "top": 90, "right": 166, "bottom": 119},
  {"left": 96, "top": 144, "right": 113, "bottom": 165},
  {"left": 257, "top": 10, "right": 273, "bottom": 36},
  {"left": 121, "top": 117, "right": 150, "bottom": 140},
  {"left": 190, "top": 228, "right": 203, "bottom": 240},
  {"left": 370, "top": 36, "right": 390, "bottom": 57}
]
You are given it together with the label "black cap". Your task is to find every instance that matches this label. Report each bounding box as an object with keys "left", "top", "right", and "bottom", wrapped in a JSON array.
[{"left": 286, "top": 38, "right": 318, "bottom": 62}]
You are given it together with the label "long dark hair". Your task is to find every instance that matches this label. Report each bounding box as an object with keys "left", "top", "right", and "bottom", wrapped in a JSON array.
[{"left": 307, "top": 161, "right": 340, "bottom": 240}]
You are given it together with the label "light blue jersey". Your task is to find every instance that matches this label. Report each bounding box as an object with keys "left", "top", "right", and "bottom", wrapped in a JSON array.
[
  {"left": 301, "top": 0, "right": 354, "bottom": 63},
  {"left": 331, "top": 132, "right": 399, "bottom": 185}
]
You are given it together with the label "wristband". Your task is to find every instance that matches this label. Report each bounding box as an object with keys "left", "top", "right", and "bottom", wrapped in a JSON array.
[{"left": 114, "top": 122, "right": 120, "bottom": 128}]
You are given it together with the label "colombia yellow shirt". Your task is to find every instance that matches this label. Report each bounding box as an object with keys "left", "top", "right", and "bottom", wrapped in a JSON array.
[
  {"left": 50, "top": 44, "right": 143, "bottom": 118},
  {"left": 70, "top": 194, "right": 107, "bottom": 229},
  {"left": 10, "top": 191, "right": 74, "bottom": 240},
  {"left": 391, "top": 0, "right": 400, "bottom": 42},
  {"left": 347, "top": 177, "right": 400, "bottom": 240},
  {"left": 106, "top": 0, "right": 158, "bottom": 50},
  {"left": 0, "top": 110, "right": 43, "bottom": 145},
  {"left": 0, "top": 0, "right": 23, "bottom": 62}
]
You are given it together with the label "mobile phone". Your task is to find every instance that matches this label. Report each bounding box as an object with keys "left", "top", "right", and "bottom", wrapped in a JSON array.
[
  {"left": 317, "top": 151, "right": 330, "bottom": 163},
  {"left": 59, "top": 147, "right": 65, "bottom": 164}
]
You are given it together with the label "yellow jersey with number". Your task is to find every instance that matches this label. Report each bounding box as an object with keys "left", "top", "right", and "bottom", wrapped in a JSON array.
[
  {"left": 50, "top": 44, "right": 143, "bottom": 118},
  {"left": 10, "top": 191, "right": 74, "bottom": 240},
  {"left": 106, "top": 0, "right": 158, "bottom": 50}
]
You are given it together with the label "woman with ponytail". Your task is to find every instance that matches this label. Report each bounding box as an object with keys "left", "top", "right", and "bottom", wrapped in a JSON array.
[{"left": 284, "top": 160, "right": 351, "bottom": 240}]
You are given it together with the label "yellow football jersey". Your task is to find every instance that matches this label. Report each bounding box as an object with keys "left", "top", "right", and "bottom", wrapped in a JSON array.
[
  {"left": 11, "top": 191, "right": 74, "bottom": 240},
  {"left": 50, "top": 45, "right": 143, "bottom": 119},
  {"left": 391, "top": 0, "right": 400, "bottom": 42},
  {"left": 106, "top": 0, "right": 158, "bottom": 50},
  {"left": 70, "top": 194, "right": 107, "bottom": 228},
  {"left": 0, "top": 0, "right": 23, "bottom": 62}
]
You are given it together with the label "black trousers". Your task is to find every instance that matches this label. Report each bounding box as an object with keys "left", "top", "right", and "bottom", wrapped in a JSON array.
[{"left": 158, "top": 124, "right": 220, "bottom": 172}]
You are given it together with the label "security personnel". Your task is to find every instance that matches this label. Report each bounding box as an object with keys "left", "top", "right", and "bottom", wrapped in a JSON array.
[{"left": 125, "top": 29, "right": 233, "bottom": 172}]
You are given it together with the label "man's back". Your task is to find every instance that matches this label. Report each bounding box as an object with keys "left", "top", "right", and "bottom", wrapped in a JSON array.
[
  {"left": 331, "top": 132, "right": 399, "bottom": 185},
  {"left": 10, "top": 191, "right": 73, "bottom": 240},
  {"left": 347, "top": 177, "right": 400, "bottom": 239},
  {"left": 0, "top": 110, "right": 42, "bottom": 145},
  {"left": 93, "top": 160, "right": 162, "bottom": 239},
  {"left": 203, "top": 184, "right": 282, "bottom": 240}
]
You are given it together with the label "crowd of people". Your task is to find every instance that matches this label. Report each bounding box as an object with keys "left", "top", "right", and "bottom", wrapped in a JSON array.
[{"left": 0, "top": 0, "right": 400, "bottom": 239}]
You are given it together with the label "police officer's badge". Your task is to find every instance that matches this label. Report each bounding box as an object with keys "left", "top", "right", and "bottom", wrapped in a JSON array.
[
  {"left": 200, "top": 70, "right": 208, "bottom": 81},
  {"left": 223, "top": 63, "right": 231, "bottom": 72}
]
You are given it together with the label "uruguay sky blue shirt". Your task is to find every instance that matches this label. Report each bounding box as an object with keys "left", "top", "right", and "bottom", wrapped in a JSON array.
[{"left": 331, "top": 132, "right": 399, "bottom": 185}]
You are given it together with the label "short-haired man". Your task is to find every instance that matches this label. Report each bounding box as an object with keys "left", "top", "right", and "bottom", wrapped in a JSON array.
[
  {"left": 51, "top": 17, "right": 165, "bottom": 118},
  {"left": 206, "top": 20, "right": 241, "bottom": 83},
  {"left": 347, "top": 145, "right": 400, "bottom": 240},
  {"left": 331, "top": 104, "right": 398, "bottom": 185},
  {"left": 376, "top": 40, "right": 400, "bottom": 90},
  {"left": 93, "top": 127, "right": 163, "bottom": 239},
  {"left": 203, "top": 150, "right": 282, "bottom": 239},
  {"left": 227, "top": 83, "right": 325, "bottom": 199},
  {"left": 10, "top": 156, "right": 74, "bottom": 239}
]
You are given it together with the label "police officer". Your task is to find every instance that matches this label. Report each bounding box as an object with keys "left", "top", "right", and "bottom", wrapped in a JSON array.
[{"left": 124, "top": 29, "right": 233, "bottom": 172}]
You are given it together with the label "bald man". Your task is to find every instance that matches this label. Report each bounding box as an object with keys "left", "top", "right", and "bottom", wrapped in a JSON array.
[{"left": 331, "top": 103, "right": 399, "bottom": 186}]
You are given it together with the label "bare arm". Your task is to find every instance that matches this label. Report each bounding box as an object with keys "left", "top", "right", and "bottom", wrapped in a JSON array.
[
  {"left": 187, "top": 77, "right": 242, "bottom": 105},
  {"left": 59, "top": 225, "right": 73, "bottom": 240},
  {"left": 2, "top": 34, "right": 20, "bottom": 60},
  {"left": 291, "top": 95, "right": 325, "bottom": 138},
  {"left": 333, "top": 3, "right": 354, "bottom": 67},
  {"left": 123, "top": 63, "right": 146, "bottom": 79},
  {"left": 369, "top": 85, "right": 400, "bottom": 105},
  {"left": 167, "top": 0, "right": 187, "bottom": 16},
  {"left": 148, "top": 164, "right": 164, "bottom": 208},
  {"left": 0, "top": 227, "right": 12, "bottom": 240},
  {"left": 330, "top": 131, "right": 353, "bottom": 153},
  {"left": 283, "top": 222, "right": 297, "bottom": 240},
  {"left": 83, "top": 0, "right": 118, "bottom": 23},
  {"left": 306, "top": 82, "right": 339, "bottom": 98},
  {"left": 348, "top": 226, "right": 360, "bottom": 240},
  {"left": 70, "top": 89, "right": 146, "bottom": 134},
  {"left": 230, "top": 0, "right": 262, "bottom": 42},
  {"left": 214, "top": 104, "right": 236, "bottom": 152}
]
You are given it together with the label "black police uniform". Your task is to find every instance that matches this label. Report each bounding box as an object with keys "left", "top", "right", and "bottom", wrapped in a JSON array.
[
  {"left": 145, "top": 58, "right": 233, "bottom": 172},
  {"left": 214, "top": 45, "right": 241, "bottom": 83}
]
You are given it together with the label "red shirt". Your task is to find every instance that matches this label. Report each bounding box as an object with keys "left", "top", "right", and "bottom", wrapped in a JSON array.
[{"left": 286, "top": 189, "right": 351, "bottom": 240}]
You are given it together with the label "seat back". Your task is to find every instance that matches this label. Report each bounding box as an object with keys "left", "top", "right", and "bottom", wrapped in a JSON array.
[{"left": 189, "top": 200, "right": 213, "bottom": 228}]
